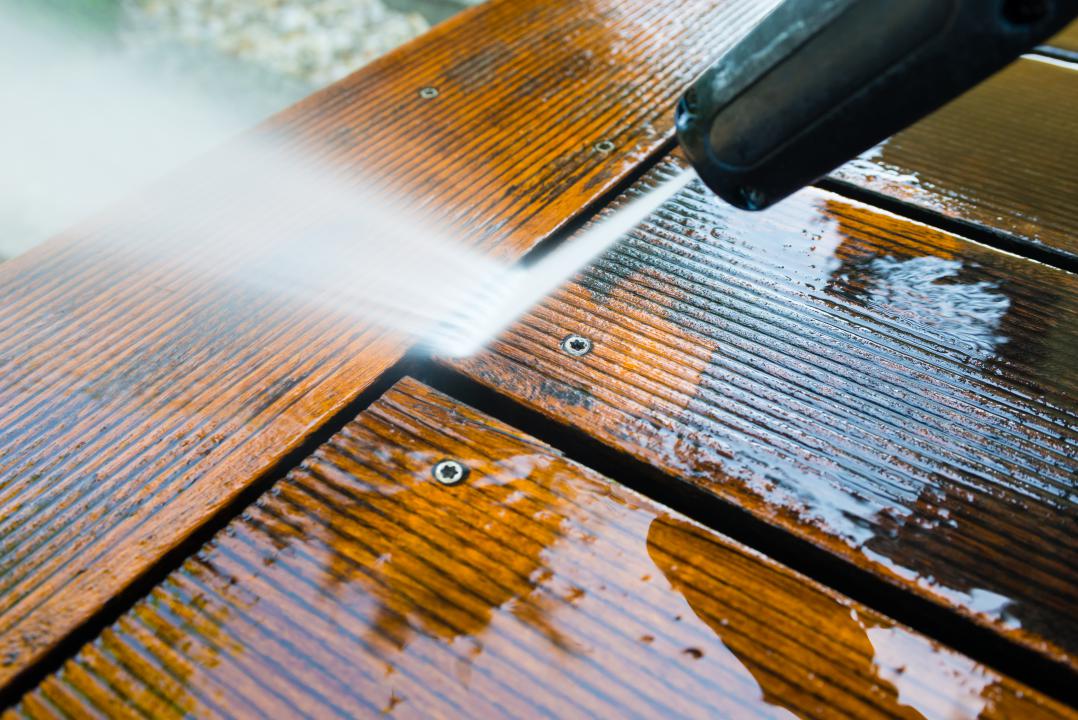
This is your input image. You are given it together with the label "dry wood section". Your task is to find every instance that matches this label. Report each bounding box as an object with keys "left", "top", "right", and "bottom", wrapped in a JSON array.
[
  {"left": 0, "top": 0, "right": 781, "bottom": 690},
  {"left": 449, "top": 157, "right": 1078, "bottom": 669},
  {"left": 830, "top": 56, "right": 1078, "bottom": 262},
  {"left": 6, "top": 378, "right": 1072, "bottom": 719}
]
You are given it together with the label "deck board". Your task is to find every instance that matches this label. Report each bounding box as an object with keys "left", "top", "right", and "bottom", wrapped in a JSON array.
[
  {"left": 7, "top": 378, "right": 1073, "bottom": 720},
  {"left": 830, "top": 56, "right": 1078, "bottom": 262},
  {"left": 448, "top": 156, "right": 1078, "bottom": 669},
  {"left": 0, "top": 0, "right": 780, "bottom": 690}
]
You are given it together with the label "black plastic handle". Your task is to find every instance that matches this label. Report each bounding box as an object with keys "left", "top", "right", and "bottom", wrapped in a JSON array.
[{"left": 677, "top": 0, "right": 1078, "bottom": 210}]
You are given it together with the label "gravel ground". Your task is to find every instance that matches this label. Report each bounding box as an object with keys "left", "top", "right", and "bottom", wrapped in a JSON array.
[{"left": 124, "top": 0, "right": 431, "bottom": 88}]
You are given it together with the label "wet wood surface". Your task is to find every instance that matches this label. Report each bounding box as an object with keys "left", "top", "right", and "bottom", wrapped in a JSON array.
[
  {"left": 830, "top": 56, "right": 1078, "bottom": 262},
  {"left": 448, "top": 156, "right": 1078, "bottom": 669},
  {"left": 6, "top": 378, "right": 1073, "bottom": 720},
  {"left": 0, "top": 0, "right": 781, "bottom": 690}
]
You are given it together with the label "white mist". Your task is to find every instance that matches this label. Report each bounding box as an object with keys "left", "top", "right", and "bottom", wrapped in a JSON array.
[{"left": 0, "top": 4, "right": 689, "bottom": 358}]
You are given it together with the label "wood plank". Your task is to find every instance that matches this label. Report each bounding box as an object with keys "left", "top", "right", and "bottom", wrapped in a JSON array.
[
  {"left": 830, "top": 56, "right": 1078, "bottom": 262},
  {"left": 6, "top": 378, "right": 1072, "bottom": 719},
  {"left": 0, "top": 0, "right": 780, "bottom": 690},
  {"left": 448, "top": 156, "right": 1078, "bottom": 669}
]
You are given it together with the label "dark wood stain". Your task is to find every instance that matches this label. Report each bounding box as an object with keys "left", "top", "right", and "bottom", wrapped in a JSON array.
[
  {"left": 831, "top": 57, "right": 1078, "bottom": 260},
  {"left": 6, "top": 379, "right": 1072, "bottom": 719},
  {"left": 448, "top": 156, "right": 1078, "bottom": 669},
  {"left": 0, "top": 0, "right": 781, "bottom": 689}
]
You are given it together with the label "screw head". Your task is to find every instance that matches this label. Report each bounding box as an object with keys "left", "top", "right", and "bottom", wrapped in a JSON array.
[
  {"left": 418, "top": 86, "right": 439, "bottom": 99},
  {"left": 432, "top": 459, "right": 468, "bottom": 485},
  {"left": 561, "top": 334, "right": 592, "bottom": 357},
  {"left": 594, "top": 140, "right": 615, "bottom": 153}
]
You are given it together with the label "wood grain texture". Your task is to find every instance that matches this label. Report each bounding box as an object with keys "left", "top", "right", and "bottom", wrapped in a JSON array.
[
  {"left": 0, "top": 0, "right": 781, "bottom": 689},
  {"left": 448, "top": 157, "right": 1078, "bottom": 668},
  {"left": 831, "top": 56, "right": 1078, "bottom": 261},
  {"left": 6, "top": 378, "right": 1072, "bottom": 719}
]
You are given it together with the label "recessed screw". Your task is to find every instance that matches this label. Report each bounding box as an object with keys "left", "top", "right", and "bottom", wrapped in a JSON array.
[
  {"left": 432, "top": 459, "right": 468, "bottom": 485},
  {"left": 418, "top": 86, "right": 439, "bottom": 99},
  {"left": 561, "top": 334, "right": 592, "bottom": 357},
  {"left": 594, "top": 140, "right": 615, "bottom": 153}
]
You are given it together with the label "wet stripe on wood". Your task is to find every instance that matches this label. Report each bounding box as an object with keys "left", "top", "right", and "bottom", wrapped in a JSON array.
[
  {"left": 0, "top": 0, "right": 780, "bottom": 690},
  {"left": 6, "top": 378, "right": 1073, "bottom": 720},
  {"left": 830, "top": 56, "right": 1078, "bottom": 263},
  {"left": 448, "top": 156, "right": 1078, "bottom": 669}
]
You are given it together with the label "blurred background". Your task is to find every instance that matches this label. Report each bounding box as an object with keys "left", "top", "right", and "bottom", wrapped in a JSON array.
[{"left": 0, "top": 0, "right": 476, "bottom": 260}]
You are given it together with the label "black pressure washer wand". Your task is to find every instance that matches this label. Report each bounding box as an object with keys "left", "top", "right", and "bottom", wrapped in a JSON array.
[{"left": 677, "top": 0, "right": 1078, "bottom": 211}]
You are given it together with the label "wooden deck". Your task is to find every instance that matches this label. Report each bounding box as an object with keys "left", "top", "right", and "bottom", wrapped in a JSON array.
[
  {"left": 448, "top": 156, "right": 1078, "bottom": 666},
  {"left": 0, "top": 0, "right": 777, "bottom": 690},
  {"left": 830, "top": 56, "right": 1078, "bottom": 264},
  {"left": 1, "top": 0, "right": 1076, "bottom": 716},
  {"left": 8, "top": 379, "right": 1073, "bottom": 719}
]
